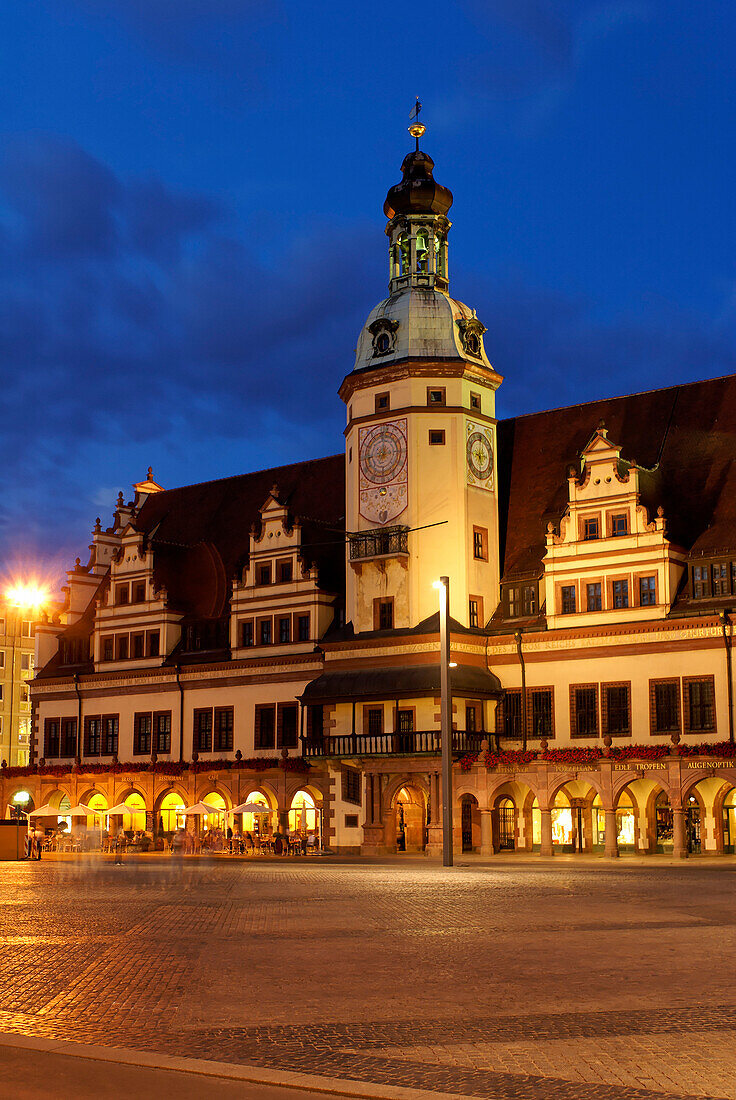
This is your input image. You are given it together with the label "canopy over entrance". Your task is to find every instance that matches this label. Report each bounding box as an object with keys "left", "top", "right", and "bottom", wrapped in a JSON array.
[{"left": 301, "top": 663, "right": 502, "bottom": 704}]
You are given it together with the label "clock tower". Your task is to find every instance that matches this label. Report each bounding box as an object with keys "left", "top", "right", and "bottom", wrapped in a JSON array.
[{"left": 339, "top": 121, "right": 503, "bottom": 633}]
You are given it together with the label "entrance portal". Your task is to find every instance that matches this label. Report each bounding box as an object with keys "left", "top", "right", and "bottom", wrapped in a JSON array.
[
  {"left": 498, "top": 797, "right": 516, "bottom": 850},
  {"left": 394, "top": 786, "right": 426, "bottom": 852},
  {"left": 686, "top": 796, "right": 701, "bottom": 854}
]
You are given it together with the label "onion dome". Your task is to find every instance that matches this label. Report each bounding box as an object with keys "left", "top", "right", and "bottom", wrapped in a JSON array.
[{"left": 383, "top": 150, "right": 453, "bottom": 219}]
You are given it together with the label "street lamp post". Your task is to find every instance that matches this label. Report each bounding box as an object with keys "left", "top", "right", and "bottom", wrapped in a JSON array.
[{"left": 435, "top": 577, "right": 453, "bottom": 867}]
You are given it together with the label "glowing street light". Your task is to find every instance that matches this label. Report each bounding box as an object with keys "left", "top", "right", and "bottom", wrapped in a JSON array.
[{"left": 433, "top": 577, "right": 453, "bottom": 867}]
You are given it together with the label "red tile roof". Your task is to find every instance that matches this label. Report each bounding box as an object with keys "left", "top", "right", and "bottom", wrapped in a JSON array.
[{"left": 496, "top": 373, "right": 736, "bottom": 579}]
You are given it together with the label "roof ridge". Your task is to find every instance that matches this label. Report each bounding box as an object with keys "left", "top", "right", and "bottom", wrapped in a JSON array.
[
  {"left": 150, "top": 452, "right": 344, "bottom": 498},
  {"left": 498, "top": 370, "right": 735, "bottom": 425}
]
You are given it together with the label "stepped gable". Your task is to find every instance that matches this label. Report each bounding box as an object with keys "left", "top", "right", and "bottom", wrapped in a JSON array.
[
  {"left": 132, "top": 453, "right": 346, "bottom": 616},
  {"left": 497, "top": 373, "right": 736, "bottom": 580}
]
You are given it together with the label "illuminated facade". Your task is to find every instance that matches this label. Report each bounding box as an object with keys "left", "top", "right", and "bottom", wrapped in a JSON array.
[
  {"left": 0, "top": 597, "right": 36, "bottom": 767},
  {"left": 3, "top": 134, "right": 736, "bottom": 858}
]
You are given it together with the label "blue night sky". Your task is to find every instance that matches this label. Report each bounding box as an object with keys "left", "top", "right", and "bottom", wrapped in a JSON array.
[{"left": 2, "top": 0, "right": 736, "bottom": 586}]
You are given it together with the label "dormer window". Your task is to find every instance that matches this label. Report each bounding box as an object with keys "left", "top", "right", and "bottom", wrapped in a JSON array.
[
  {"left": 133, "top": 581, "right": 146, "bottom": 603},
  {"left": 277, "top": 560, "right": 293, "bottom": 583},
  {"left": 583, "top": 517, "right": 599, "bottom": 541},
  {"left": 692, "top": 565, "right": 709, "bottom": 598},
  {"left": 115, "top": 584, "right": 129, "bottom": 606},
  {"left": 257, "top": 564, "right": 271, "bottom": 585},
  {"left": 369, "top": 318, "right": 399, "bottom": 358},
  {"left": 611, "top": 513, "right": 628, "bottom": 537},
  {"left": 712, "top": 563, "right": 729, "bottom": 596}
]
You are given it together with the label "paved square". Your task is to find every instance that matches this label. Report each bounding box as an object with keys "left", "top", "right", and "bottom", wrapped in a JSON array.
[{"left": 1, "top": 856, "right": 735, "bottom": 1098}]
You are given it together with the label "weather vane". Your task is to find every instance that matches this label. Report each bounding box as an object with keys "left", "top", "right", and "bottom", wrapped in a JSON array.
[{"left": 408, "top": 96, "right": 425, "bottom": 151}]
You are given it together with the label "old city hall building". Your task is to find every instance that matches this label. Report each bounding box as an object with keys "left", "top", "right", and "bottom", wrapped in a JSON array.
[{"left": 4, "top": 130, "right": 736, "bottom": 860}]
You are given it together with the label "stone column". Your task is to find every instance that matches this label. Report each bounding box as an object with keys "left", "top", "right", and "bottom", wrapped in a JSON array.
[
  {"left": 426, "top": 771, "right": 443, "bottom": 856},
  {"left": 361, "top": 773, "right": 385, "bottom": 855},
  {"left": 540, "top": 808, "right": 554, "bottom": 856},
  {"left": 604, "top": 808, "right": 619, "bottom": 858},
  {"left": 480, "top": 809, "right": 493, "bottom": 856},
  {"left": 672, "top": 807, "right": 688, "bottom": 859}
]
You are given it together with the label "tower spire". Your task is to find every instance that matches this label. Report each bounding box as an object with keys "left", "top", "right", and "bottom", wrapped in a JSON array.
[{"left": 408, "top": 97, "right": 425, "bottom": 152}]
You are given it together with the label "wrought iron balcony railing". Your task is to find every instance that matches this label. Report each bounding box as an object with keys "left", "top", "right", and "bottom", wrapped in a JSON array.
[
  {"left": 349, "top": 526, "right": 409, "bottom": 561},
  {"left": 301, "top": 730, "right": 487, "bottom": 757}
]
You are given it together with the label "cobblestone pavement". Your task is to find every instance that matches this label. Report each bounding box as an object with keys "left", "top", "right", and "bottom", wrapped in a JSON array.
[{"left": 1, "top": 856, "right": 735, "bottom": 1098}]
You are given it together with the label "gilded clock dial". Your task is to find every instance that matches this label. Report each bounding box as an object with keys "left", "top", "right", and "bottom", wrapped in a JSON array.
[
  {"left": 467, "top": 431, "right": 493, "bottom": 481},
  {"left": 359, "top": 422, "right": 407, "bottom": 485}
]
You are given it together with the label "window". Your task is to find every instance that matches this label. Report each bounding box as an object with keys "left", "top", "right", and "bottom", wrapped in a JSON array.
[
  {"left": 470, "top": 392, "right": 481, "bottom": 411},
  {"left": 278, "top": 617, "right": 291, "bottom": 643},
  {"left": 103, "top": 715, "right": 119, "bottom": 755},
  {"left": 278, "top": 703, "right": 298, "bottom": 749},
  {"left": 473, "top": 526, "right": 488, "bottom": 561},
  {"left": 366, "top": 707, "right": 383, "bottom": 736},
  {"left": 193, "top": 708, "right": 212, "bottom": 753},
  {"left": 604, "top": 684, "right": 630, "bottom": 736},
  {"left": 342, "top": 767, "right": 362, "bottom": 806},
  {"left": 561, "top": 585, "right": 576, "bottom": 614},
  {"left": 132, "top": 632, "right": 145, "bottom": 658},
  {"left": 651, "top": 680, "right": 679, "bottom": 733},
  {"left": 639, "top": 576, "right": 656, "bottom": 606},
  {"left": 522, "top": 586, "right": 537, "bottom": 616},
  {"left": 375, "top": 392, "right": 390, "bottom": 412},
  {"left": 0, "top": 686, "right": 3, "bottom": 701},
  {"left": 22, "top": 620, "right": 33, "bottom": 638},
  {"left": 259, "top": 619, "right": 272, "bottom": 645},
  {"left": 277, "top": 560, "right": 293, "bottom": 583},
  {"left": 530, "top": 689, "right": 553, "bottom": 738},
  {"left": 116, "top": 635, "right": 129, "bottom": 660},
  {"left": 587, "top": 583, "right": 602, "bottom": 612},
  {"left": 134, "top": 712, "right": 152, "bottom": 755},
  {"left": 428, "top": 429, "right": 445, "bottom": 445},
  {"left": 469, "top": 597, "right": 481, "bottom": 628},
  {"left": 712, "top": 563, "right": 729, "bottom": 596},
  {"left": 19, "top": 684, "right": 29, "bottom": 704},
  {"left": 612, "top": 579, "right": 629, "bottom": 609},
  {"left": 345, "top": 814, "right": 359, "bottom": 829},
  {"left": 102, "top": 636, "right": 114, "bottom": 661},
  {"left": 583, "top": 517, "right": 600, "bottom": 540},
  {"left": 465, "top": 705, "right": 478, "bottom": 733},
  {"left": 692, "top": 565, "right": 709, "bottom": 598},
  {"left": 684, "top": 678, "right": 715, "bottom": 733},
  {"left": 116, "top": 584, "right": 129, "bottom": 606},
  {"left": 502, "top": 690, "right": 522, "bottom": 739},
  {"left": 611, "top": 513, "right": 628, "bottom": 537},
  {"left": 21, "top": 653, "right": 31, "bottom": 672},
  {"left": 307, "top": 705, "right": 324, "bottom": 742},
  {"left": 152, "top": 711, "right": 170, "bottom": 754},
  {"left": 508, "top": 587, "right": 518, "bottom": 617},
  {"left": 427, "top": 387, "right": 446, "bottom": 406},
  {"left": 133, "top": 581, "right": 146, "bottom": 603},
  {"left": 44, "top": 718, "right": 60, "bottom": 758},
  {"left": 61, "top": 718, "right": 77, "bottom": 757},
  {"left": 257, "top": 564, "right": 271, "bottom": 585},
  {"left": 148, "top": 631, "right": 160, "bottom": 657},
  {"left": 84, "top": 716, "right": 102, "bottom": 756},
  {"left": 0, "top": 619, "right": 4, "bottom": 635},
  {"left": 297, "top": 615, "right": 310, "bottom": 642},
  {"left": 255, "top": 705, "right": 276, "bottom": 750},
  {"left": 214, "top": 707, "right": 234, "bottom": 752},
  {"left": 572, "top": 686, "right": 598, "bottom": 737},
  {"left": 241, "top": 621, "right": 254, "bottom": 647}
]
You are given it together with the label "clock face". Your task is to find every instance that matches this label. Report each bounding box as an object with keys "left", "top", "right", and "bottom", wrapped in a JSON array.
[
  {"left": 359, "top": 422, "right": 407, "bottom": 485},
  {"left": 467, "top": 430, "right": 493, "bottom": 481},
  {"left": 358, "top": 418, "right": 408, "bottom": 524}
]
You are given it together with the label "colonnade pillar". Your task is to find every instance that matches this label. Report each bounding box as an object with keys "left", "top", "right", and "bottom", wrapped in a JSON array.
[
  {"left": 672, "top": 807, "right": 688, "bottom": 859},
  {"left": 426, "top": 771, "right": 443, "bottom": 856},
  {"left": 540, "top": 808, "right": 554, "bottom": 856},
  {"left": 480, "top": 809, "right": 493, "bottom": 856},
  {"left": 604, "top": 808, "right": 619, "bottom": 858}
]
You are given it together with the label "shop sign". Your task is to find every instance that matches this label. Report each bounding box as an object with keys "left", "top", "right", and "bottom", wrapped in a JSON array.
[
  {"left": 613, "top": 762, "right": 667, "bottom": 771},
  {"left": 686, "top": 760, "right": 733, "bottom": 769}
]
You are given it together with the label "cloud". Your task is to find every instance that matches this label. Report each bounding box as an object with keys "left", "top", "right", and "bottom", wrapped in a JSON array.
[{"left": 0, "top": 133, "right": 732, "bottom": 587}]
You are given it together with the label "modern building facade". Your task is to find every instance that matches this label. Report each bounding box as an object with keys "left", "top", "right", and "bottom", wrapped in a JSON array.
[
  {"left": 3, "top": 132, "right": 735, "bottom": 858},
  {"left": 0, "top": 598, "right": 37, "bottom": 768}
]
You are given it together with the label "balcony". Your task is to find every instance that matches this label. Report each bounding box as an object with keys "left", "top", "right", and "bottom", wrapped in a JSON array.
[
  {"left": 301, "top": 730, "right": 486, "bottom": 758},
  {"left": 349, "top": 526, "right": 409, "bottom": 562}
]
